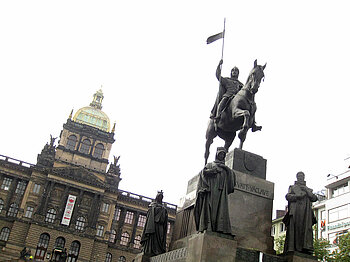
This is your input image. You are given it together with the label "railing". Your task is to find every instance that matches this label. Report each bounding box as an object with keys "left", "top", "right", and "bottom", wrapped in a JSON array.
[
  {"left": 0, "top": 154, "right": 34, "bottom": 168},
  {"left": 118, "top": 189, "right": 177, "bottom": 210}
]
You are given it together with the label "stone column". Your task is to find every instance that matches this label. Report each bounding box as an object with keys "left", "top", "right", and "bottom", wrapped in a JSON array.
[
  {"left": 57, "top": 185, "right": 70, "bottom": 221},
  {"left": 130, "top": 212, "right": 140, "bottom": 248},
  {"left": 71, "top": 189, "right": 84, "bottom": 226},
  {"left": 90, "top": 139, "right": 96, "bottom": 155},
  {"left": 116, "top": 208, "right": 127, "bottom": 243},
  {"left": 42, "top": 181, "right": 55, "bottom": 215},
  {"left": 88, "top": 194, "right": 101, "bottom": 228},
  {"left": 35, "top": 180, "right": 50, "bottom": 215}
]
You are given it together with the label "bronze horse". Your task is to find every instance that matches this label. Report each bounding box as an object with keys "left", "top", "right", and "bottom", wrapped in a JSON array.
[{"left": 204, "top": 60, "right": 266, "bottom": 164}]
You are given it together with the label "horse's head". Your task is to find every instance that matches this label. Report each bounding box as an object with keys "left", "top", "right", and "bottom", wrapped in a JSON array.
[{"left": 245, "top": 59, "right": 266, "bottom": 94}]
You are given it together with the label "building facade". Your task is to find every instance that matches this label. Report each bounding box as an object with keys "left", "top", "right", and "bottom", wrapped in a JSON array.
[
  {"left": 271, "top": 209, "right": 287, "bottom": 252},
  {"left": 0, "top": 90, "right": 176, "bottom": 262},
  {"left": 313, "top": 172, "right": 350, "bottom": 253}
]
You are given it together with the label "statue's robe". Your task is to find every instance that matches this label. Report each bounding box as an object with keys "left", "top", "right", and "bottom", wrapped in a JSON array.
[
  {"left": 194, "top": 161, "right": 235, "bottom": 234},
  {"left": 141, "top": 202, "right": 168, "bottom": 256},
  {"left": 283, "top": 183, "right": 318, "bottom": 253}
]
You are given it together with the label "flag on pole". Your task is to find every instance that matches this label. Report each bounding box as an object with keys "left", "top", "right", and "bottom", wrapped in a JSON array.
[{"left": 206, "top": 31, "right": 224, "bottom": 44}]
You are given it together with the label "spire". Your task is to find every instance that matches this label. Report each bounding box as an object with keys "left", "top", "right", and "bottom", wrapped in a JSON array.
[
  {"left": 111, "top": 122, "right": 116, "bottom": 133},
  {"left": 69, "top": 109, "right": 73, "bottom": 119},
  {"left": 90, "top": 89, "right": 104, "bottom": 110}
]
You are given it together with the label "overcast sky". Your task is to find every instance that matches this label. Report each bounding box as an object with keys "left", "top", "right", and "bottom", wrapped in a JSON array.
[{"left": 1, "top": 1, "right": 350, "bottom": 216}]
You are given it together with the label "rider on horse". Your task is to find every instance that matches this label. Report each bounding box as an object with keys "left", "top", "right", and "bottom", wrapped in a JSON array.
[{"left": 210, "top": 59, "right": 243, "bottom": 128}]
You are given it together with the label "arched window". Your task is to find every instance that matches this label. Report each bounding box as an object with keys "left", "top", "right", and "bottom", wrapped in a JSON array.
[
  {"left": 54, "top": 237, "right": 65, "bottom": 248},
  {"left": 105, "top": 253, "right": 112, "bottom": 262},
  {"left": 120, "top": 232, "right": 129, "bottom": 246},
  {"left": 34, "top": 233, "right": 50, "bottom": 260},
  {"left": 66, "top": 135, "right": 77, "bottom": 150},
  {"left": 75, "top": 216, "right": 86, "bottom": 231},
  {"left": 0, "top": 199, "right": 4, "bottom": 213},
  {"left": 109, "top": 229, "right": 116, "bottom": 243},
  {"left": 67, "top": 241, "right": 80, "bottom": 262},
  {"left": 133, "top": 235, "right": 141, "bottom": 249},
  {"left": 0, "top": 227, "right": 10, "bottom": 241},
  {"left": 7, "top": 203, "right": 18, "bottom": 217},
  {"left": 93, "top": 143, "right": 104, "bottom": 159},
  {"left": 51, "top": 237, "right": 66, "bottom": 262},
  {"left": 45, "top": 208, "right": 56, "bottom": 223},
  {"left": 118, "top": 256, "right": 126, "bottom": 262},
  {"left": 79, "top": 139, "right": 91, "bottom": 154}
]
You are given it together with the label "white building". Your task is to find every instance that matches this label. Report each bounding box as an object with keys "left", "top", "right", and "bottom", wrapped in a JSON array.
[{"left": 313, "top": 171, "right": 350, "bottom": 253}]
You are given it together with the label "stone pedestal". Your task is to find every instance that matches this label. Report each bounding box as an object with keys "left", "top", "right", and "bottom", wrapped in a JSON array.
[
  {"left": 186, "top": 232, "right": 237, "bottom": 262},
  {"left": 172, "top": 148, "right": 274, "bottom": 253},
  {"left": 134, "top": 252, "right": 151, "bottom": 262},
  {"left": 150, "top": 231, "right": 236, "bottom": 262},
  {"left": 283, "top": 252, "right": 317, "bottom": 262}
]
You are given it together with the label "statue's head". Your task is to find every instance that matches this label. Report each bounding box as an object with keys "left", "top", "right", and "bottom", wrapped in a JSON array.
[
  {"left": 231, "top": 67, "right": 239, "bottom": 79},
  {"left": 296, "top": 171, "right": 305, "bottom": 182},
  {"left": 155, "top": 190, "right": 164, "bottom": 204},
  {"left": 216, "top": 147, "right": 227, "bottom": 162}
]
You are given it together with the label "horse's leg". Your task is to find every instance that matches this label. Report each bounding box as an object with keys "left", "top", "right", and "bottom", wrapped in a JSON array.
[
  {"left": 233, "top": 109, "right": 250, "bottom": 149},
  {"left": 205, "top": 120, "right": 217, "bottom": 165},
  {"left": 224, "top": 132, "right": 236, "bottom": 152},
  {"left": 238, "top": 130, "right": 247, "bottom": 149}
]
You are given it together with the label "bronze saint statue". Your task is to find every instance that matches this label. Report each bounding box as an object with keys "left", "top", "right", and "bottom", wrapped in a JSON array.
[
  {"left": 194, "top": 147, "right": 236, "bottom": 235},
  {"left": 205, "top": 59, "right": 265, "bottom": 164},
  {"left": 211, "top": 59, "right": 243, "bottom": 126},
  {"left": 141, "top": 191, "right": 168, "bottom": 257},
  {"left": 283, "top": 172, "right": 318, "bottom": 254}
]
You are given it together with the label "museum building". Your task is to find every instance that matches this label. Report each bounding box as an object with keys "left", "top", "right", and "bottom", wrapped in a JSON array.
[{"left": 0, "top": 90, "right": 176, "bottom": 261}]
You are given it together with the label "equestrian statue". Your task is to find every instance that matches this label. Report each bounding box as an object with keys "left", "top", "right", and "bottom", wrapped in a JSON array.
[{"left": 204, "top": 59, "right": 266, "bottom": 164}]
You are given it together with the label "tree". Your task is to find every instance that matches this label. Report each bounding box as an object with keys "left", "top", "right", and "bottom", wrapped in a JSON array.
[
  {"left": 332, "top": 232, "right": 350, "bottom": 262},
  {"left": 313, "top": 238, "right": 332, "bottom": 261},
  {"left": 274, "top": 235, "right": 285, "bottom": 255}
]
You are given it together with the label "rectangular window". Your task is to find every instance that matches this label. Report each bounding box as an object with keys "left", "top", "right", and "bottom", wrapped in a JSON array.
[
  {"left": 137, "top": 215, "right": 147, "bottom": 227},
  {"left": 167, "top": 222, "right": 171, "bottom": 234},
  {"left": 124, "top": 211, "right": 134, "bottom": 224},
  {"left": 279, "top": 222, "right": 285, "bottom": 232},
  {"left": 329, "top": 205, "right": 348, "bottom": 222},
  {"left": 113, "top": 208, "right": 121, "bottom": 221},
  {"left": 33, "top": 183, "right": 41, "bottom": 194},
  {"left": 25, "top": 206, "right": 34, "bottom": 218},
  {"left": 1, "top": 177, "right": 12, "bottom": 191},
  {"left": 96, "top": 225, "right": 104, "bottom": 237},
  {"left": 15, "top": 181, "right": 27, "bottom": 195},
  {"left": 271, "top": 226, "right": 275, "bottom": 236},
  {"left": 332, "top": 183, "right": 350, "bottom": 198},
  {"left": 101, "top": 203, "right": 110, "bottom": 213}
]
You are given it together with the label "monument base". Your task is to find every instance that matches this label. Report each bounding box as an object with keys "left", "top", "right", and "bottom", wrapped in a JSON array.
[
  {"left": 149, "top": 231, "right": 237, "bottom": 262},
  {"left": 283, "top": 252, "right": 317, "bottom": 262},
  {"left": 187, "top": 231, "right": 237, "bottom": 262},
  {"left": 134, "top": 252, "right": 151, "bottom": 262}
]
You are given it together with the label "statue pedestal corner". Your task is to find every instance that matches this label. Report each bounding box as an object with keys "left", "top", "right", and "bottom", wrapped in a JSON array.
[
  {"left": 186, "top": 231, "right": 237, "bottom": 262},
  {"left": 134, "top": 252, "right": 152, "bottom": 262}
]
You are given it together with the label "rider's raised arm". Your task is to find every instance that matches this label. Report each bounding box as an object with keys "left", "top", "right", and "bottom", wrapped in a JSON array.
[{"left": 216, "top": 59, "right": 223, "bottom": 81}]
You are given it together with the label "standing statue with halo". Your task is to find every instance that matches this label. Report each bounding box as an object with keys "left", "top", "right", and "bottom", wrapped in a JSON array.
[{"left": 204, "top": 19, "right": 266, "bottom": 164}]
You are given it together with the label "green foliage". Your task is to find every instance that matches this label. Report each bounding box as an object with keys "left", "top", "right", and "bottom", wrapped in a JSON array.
[
  {"left": 274, "top": 235, "right": 285, "bottom": 255},
  {"left": 332, "top": 232, "right": 350, "bottom": 262},
  {"left": 313, "top": 238, "right": 332, "bottom": 261}
]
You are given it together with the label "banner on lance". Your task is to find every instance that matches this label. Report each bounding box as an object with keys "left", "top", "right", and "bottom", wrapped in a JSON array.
[{"left": 61, "top": 194, "right": 77, "bottom": 226}]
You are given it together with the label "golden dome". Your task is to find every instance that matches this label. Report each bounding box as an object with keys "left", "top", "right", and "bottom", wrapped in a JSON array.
[{"left": 72, "top": 89, "right": 111, "bottom": 132}]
